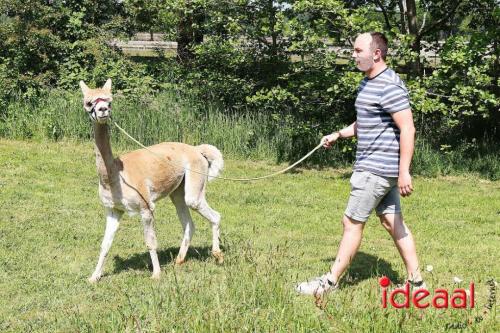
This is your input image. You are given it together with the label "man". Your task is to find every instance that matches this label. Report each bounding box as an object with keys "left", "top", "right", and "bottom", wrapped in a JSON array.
[{"left": 296, "top": 32, "right": 424, "bottom": 296}]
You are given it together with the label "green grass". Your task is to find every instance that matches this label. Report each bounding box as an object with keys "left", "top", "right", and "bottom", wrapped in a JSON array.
[
  {"left": 0, "top": 90, "right": 295, "bottom": 163},
  {"left": 0, "top": 139, "right": 498, "bottom": 332}
]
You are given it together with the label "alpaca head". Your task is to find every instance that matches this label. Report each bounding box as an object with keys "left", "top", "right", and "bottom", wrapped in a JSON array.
[{"left": 79, "top": 79, "right": 113, "bottom": 124}]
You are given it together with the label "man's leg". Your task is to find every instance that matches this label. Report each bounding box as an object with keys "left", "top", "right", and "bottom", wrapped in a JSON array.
[
  {"left": 296, "top": 215, "right": 365, "bottom": 296},
  {"left": 329, "top": 215, "right": 366, "bottom": 283},
  {"left": 379, "top": 213, "right": 422, "bottom": 282},
  {"left": 296, "top": 171, "right": 378, "bottom": 296}
]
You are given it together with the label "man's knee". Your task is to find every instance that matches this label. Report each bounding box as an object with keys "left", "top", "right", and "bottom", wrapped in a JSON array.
[
  {"left": 379, "top": 214, "right": 393, "bottom": 231},
  {"left": 379, "top": 214, "right": 409, "bottom": 239},
  {"left": 342, "top": 215, "right": 365, "bottom": 232}
]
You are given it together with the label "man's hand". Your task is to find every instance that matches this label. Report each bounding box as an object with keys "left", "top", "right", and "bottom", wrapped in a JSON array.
[
  {"left": 321, "top": 132, "right": 340, "bottom": 149},
  {"left": 398, "top": 171, "right": 414, "bottom": 197}
]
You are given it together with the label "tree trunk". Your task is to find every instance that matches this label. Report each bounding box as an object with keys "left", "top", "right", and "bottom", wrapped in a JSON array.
[
  {"left": 268, "top": 0, "right": 278, "bottom": 58},
  {"left": 405, "top": 0, "right": 422, "bottom": 77},
  {"left": 494, "top": 39, "right": 499, "bottom": 95},
  {"left": 177, "top": 9, "right": 194, "bottom": 64},
  {"left": 492, "top": 38, "right": 500, "bottom": 138},
  {"left": 398, "top": 0, "right": 408, "bottom": 34},
  {"left": 193, "top": 8, "right": 204, "bottom": 44},
  {"left": 176, "top": 1, "right": 204, "bottom": 64}
]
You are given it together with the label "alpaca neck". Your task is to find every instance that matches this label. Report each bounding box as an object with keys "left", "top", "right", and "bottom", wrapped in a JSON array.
[{"left": 94, "top": 123, "right": 118, "bottom": 188}]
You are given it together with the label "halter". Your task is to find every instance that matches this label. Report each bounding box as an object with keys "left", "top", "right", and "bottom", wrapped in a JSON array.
[{"left": 88, "top": 97, "right": 112, "bottom": 121}]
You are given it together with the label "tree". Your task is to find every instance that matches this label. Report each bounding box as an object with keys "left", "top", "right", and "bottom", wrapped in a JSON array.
[
  {"left": 0, "top": 0, "right": 133, "bottom": 98},
  {"left": 176, "top": 0, "right": 205, "bottom": 63},
  {"left": 125, "top": 0, "right": 164, "bottom": 40}
]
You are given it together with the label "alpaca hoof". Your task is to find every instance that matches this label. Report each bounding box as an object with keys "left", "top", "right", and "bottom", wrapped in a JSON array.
[
  {"left": 151, "top": 271, "right": 161, "bottom": 280},
  {"left": 88, "top": 275, "right": 101, "bottom": 283},
  {"left": 175, "top": 257, "right": 185, "bottom": 265},
  {"left": 212, "top": 251, "right": 224, "bottom": 264}
]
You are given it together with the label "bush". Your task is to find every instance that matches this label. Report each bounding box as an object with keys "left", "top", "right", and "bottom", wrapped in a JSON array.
[{"left": 0, "top": 0, "right": 135, "bottom": 101}]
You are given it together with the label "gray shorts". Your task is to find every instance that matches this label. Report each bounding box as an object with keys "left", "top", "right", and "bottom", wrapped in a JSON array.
[{"left": 344, "top": 171, "right": 401, "bottom": 222}]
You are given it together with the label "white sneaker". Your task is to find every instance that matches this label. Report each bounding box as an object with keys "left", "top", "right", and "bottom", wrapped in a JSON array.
[
  {"left": 409, "top": 279, "right": 427, "bottom": 290},
  {"left": 296, "top": 274, "right": 338, "bottom": 296},
  {"left": 393, "top": 279, "right": 427, "bottom": 292}
]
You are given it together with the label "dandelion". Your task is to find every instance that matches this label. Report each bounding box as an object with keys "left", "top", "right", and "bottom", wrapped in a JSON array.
[
  {"left": 426, "top": 265, "right": 433, "bottom": 272},
  {"left": 454, "top": 276, "right": 463, "bottom": 284}
]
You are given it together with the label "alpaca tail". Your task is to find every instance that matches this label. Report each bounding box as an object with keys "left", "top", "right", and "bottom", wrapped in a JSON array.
[{"left": 196, "top": 144, "right": 224, "bottom": 181}]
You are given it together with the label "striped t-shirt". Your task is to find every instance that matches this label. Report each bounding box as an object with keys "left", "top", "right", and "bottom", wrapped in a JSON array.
[{"left": 354, "top": 68, "right": 410, "bottom": 178}]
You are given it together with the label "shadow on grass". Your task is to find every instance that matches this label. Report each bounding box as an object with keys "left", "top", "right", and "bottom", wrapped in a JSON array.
[
  {"left": 112, "top": 246, "right": 213, "bottom": 273},
  {"left": 322, "top": 251, "right": 401, "bottom": 287}
]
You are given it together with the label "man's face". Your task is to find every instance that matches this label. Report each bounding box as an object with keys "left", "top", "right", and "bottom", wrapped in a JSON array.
[{"left": 352, "top": 34, "right": 375, "bottom": 72}]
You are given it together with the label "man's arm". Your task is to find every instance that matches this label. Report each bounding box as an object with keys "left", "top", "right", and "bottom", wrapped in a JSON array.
[
  {"left": 322, "top": 121, "right": 357, "bottom": 148},
  {"left": 391, "top": 109, "right": 415, "bottom": 197}
]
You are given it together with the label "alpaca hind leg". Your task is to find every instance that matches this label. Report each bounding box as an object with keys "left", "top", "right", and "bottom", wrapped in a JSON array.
[
  {"left": 197, "top": 198, "right": 223, "bottom": 263},
  {"left": 183, "top": 171, "right": 223, "bottom": 263},
  {"left": 171, "top": 187, "right": 195, "bottom": 265},
  {"left": 89, "top": 208, "right": 123, "bottom": 283},
  {"left": 141, "top": 211, "right": 161, "bottom": 279}
]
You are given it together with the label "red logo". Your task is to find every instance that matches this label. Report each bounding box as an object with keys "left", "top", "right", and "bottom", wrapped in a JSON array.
[{"left": 379, "top": 276, "right": 474, "bottom": 309}]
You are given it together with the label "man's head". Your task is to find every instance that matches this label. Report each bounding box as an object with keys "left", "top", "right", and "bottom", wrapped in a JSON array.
[{"left": 352, "top": 32, "right": 388, "bottom": 72}]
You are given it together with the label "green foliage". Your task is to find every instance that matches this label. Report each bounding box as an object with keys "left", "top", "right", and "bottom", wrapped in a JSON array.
[
  {"left": 0, "top": 0, "right": 498, "bottom": 173},
  {"left": 155, "top": 1, "right": 373, "bottom": 160},
  {"left": 408, "top": 33, "right": 499, "bottom": 144},
  {"left": 124, "top": 0, "right": 168, "bottom": 37},
  {"left": 185, "top": 37, "right": 257, "bottom": 107},
  {"left": 57, "top": 38, "right": 156, "bottom": 98},
  {"left": 0, "top": 0, "right": 136, "bottom": 101}
]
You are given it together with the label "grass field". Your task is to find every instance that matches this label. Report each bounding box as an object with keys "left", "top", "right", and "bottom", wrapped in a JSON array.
[{"left": 0, "top": 139, "right": 498, "bottom": 332}]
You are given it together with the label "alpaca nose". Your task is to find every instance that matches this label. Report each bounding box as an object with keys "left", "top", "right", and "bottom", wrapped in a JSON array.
[{"left": 98, "top": 106, "right": 108, "bottom": 112}]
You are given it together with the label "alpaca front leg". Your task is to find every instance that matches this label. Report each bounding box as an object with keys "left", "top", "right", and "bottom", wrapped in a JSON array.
[
  {"left": 89, "top": 208, "right": 123, "bottom": 283},
  {"left": 141, "top": 212, "right": 161, "bottom": 279}
]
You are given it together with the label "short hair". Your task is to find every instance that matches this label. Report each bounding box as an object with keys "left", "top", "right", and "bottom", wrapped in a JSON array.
[{"left": 370, "top": 32, "right": 388, "bottom": 60}]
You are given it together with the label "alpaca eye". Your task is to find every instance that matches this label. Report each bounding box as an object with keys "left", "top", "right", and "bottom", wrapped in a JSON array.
[{"left": 86, "top": 102, "right": 92, "bottom": 107}]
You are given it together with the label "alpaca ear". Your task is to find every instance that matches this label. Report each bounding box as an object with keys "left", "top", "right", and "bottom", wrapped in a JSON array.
[
  {"left": 79, "top": 80, "right": 90, "bottom": 94},
  {"left": 102, "top": 78, "right": 112, "bottom": 91}
]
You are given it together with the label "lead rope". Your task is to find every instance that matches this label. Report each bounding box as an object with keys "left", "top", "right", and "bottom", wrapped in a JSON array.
[{"left": 112, "top": 121, "right": 324, "bottom": 182}]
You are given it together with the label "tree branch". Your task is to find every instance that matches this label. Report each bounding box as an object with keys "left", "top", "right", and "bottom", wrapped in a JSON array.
[
  {"left": 256, "top": 35, "right": 270, "bottom": 47},
  {"left": 373, "top": 0, "right": 393, "bottom": 29},
  {"left": 418, "top": 0, "right": 429, "bottom": 35},
  {"left": 418, "top": 11, "right": 427, "bottom": 35},
  {"left": 419, "top": 2, "right": 461, "bottom": 38}
]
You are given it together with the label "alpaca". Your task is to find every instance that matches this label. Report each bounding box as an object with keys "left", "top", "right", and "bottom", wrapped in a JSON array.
[{"left": 80, "top": 79, "right": 224, "bottom": 282}]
